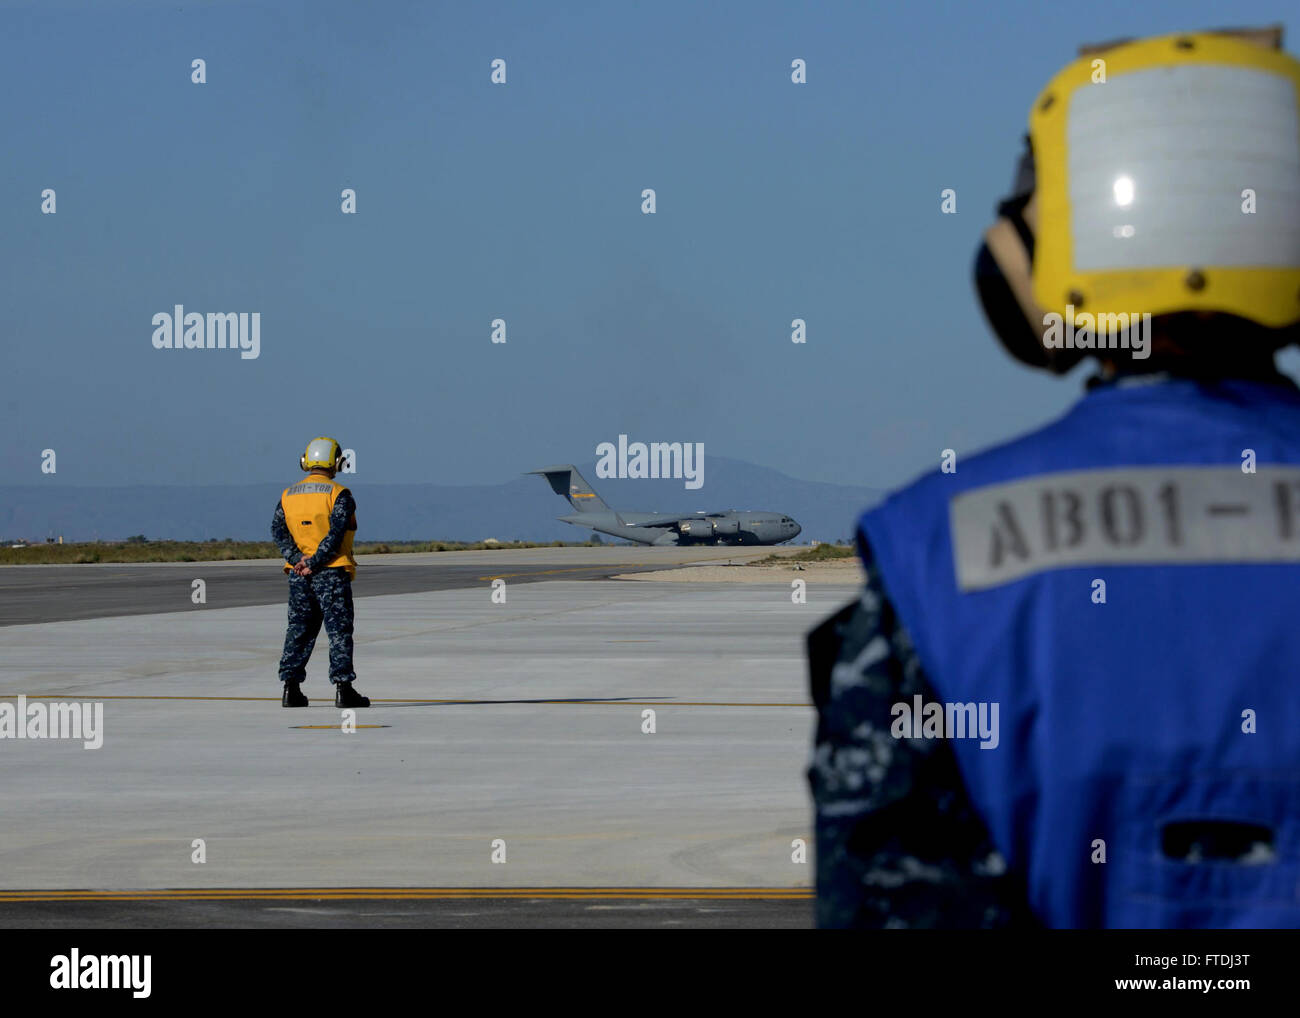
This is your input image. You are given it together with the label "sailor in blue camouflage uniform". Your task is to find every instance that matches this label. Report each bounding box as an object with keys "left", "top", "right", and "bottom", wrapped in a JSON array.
[
  {"left": 271, "top": 437, "right": 371, "bottom": 709},
  {"left": 809, "top": 28, "right": 1300, "bottom": 928}
]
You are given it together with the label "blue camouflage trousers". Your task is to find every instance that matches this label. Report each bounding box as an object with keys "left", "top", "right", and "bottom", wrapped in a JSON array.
[{"left": 278, "top": 568, "right": 356, "bottom": 685}]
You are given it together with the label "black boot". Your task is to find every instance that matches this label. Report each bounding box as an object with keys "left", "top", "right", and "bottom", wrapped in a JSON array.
[
  {"left": 334, "top": 681, "right": 370, "bottom": 708},
  {"left": 282, "top": 681, "right": 308, "bottom": 707}
]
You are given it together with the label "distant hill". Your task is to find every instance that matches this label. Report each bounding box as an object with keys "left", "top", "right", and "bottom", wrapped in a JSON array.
[{"left": 0, "top": 458, "right": 885, "bottom": 545}]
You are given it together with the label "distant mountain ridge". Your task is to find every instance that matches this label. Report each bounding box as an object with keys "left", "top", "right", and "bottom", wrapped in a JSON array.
[{"left": 0, "top": 458, "right": 885, "bottom": 545}]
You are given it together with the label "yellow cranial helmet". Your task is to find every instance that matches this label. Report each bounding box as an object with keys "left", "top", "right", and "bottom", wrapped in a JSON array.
[
  {"left": 975, "top": 26, "right": 1300, "bottom": 371},
  {"left": 300, "top": 436, "right": 343, "bottom": 472}
]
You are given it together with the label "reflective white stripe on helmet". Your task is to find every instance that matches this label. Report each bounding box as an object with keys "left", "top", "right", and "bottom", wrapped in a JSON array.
[
  {"left": 1067, "top": 64, "right": 1300, "bottom": 272},
  {"left": 305, "top": 438, "right": 338, "bottom": 465}
]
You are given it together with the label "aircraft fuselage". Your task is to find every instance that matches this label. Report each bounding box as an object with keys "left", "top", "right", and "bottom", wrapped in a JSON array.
[
  {"left": 530, "top": 464, "right": 802, "bottom": 546},
  {"left": 557, "top": 510, "right": 801, "bottom": 546}
]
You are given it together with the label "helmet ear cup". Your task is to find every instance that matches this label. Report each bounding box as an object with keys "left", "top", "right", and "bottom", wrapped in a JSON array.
[
  {"left": 975, "top": 211, "right": 1084, "bottom": 375},
  {"left": 300, "top": 453, "right": 308, "bottom": 471},
  {"left": 974, "top": 137, "right": 1084, "bottom": 374},
  {"left": 975, "top": 237, "right": 1052, "bottom": 370}
]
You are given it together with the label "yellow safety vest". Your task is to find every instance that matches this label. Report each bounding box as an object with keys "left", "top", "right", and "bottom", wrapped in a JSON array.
[{"left": 280, "top": 474, "right": 357, "bottom": 579}]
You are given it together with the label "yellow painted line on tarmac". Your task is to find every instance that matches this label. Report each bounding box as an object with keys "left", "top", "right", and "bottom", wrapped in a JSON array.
[
  {"left": 0, "top": 694, "right": 811, "bottom": 707},
  {"left": 0, "top": 887, "right": 812, "bottom": 903}
]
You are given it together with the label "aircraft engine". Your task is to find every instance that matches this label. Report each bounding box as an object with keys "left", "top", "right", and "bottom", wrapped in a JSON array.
[{"left": 676, "top": 519, "right": 715, "bottom": 540}]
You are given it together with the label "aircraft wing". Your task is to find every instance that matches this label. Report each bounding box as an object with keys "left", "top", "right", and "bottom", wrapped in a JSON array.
[{"left": 627, "top": 514, "right": 727, "bottom": 529}]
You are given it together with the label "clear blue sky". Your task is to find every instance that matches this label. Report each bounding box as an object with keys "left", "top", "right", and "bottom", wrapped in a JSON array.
[{"left": 4, "top": 0, "right": 1297, "bottom": 490}]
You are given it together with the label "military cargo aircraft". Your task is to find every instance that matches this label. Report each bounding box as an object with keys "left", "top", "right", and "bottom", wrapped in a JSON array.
[{"left": 529, "top": 465, "right": 802, "bottom": 546}]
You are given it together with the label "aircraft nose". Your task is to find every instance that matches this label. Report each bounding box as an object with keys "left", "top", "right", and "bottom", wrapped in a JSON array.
[{"left": 792, "top": 522, "right": 802, "bottom": 537}]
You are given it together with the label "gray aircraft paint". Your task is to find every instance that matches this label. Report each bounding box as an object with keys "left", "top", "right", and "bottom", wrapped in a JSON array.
[{"left": 528, "top": 465, "right": 801, "bottom": 546}]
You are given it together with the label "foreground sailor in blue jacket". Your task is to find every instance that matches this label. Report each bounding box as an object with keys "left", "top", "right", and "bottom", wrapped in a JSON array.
[{"left": 809, "top": 26, "right": 1300, "bottom": 928}]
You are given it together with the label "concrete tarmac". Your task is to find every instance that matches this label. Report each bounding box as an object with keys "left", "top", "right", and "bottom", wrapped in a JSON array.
[{"left": 0, "top": 558, "right": 852, "bottom": 927}]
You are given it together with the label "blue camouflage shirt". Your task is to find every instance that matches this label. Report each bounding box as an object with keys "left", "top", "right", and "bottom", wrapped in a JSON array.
[{"left": 806, "top": 537, "right": 1034, "bottom": 928}]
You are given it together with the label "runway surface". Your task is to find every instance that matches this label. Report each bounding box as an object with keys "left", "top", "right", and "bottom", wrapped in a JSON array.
[
  {"left": 0, "top": 551, "right": 847, "bottom": 928},
  {"left": 0, "top": 889, "right": 813, "bottom": 929},
  {"left": 0, "top": 545, "right": 775, "bottom": 626}
]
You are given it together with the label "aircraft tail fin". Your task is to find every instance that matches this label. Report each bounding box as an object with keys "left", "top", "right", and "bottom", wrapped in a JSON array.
[{"left": 528, "top": 464, "right": 611, "bottom": 513}]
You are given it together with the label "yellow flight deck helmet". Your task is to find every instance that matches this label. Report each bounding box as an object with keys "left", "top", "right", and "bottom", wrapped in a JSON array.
[
  {"left": 975, "top": 26, "right": 1300, "bottom": 372},
  {"left": 300, "top": 436, "right": 343, "bottom": 472}
]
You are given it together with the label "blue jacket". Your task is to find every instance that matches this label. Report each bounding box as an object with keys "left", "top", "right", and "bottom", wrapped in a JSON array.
[{"left": 859, "top": 377, "right": 1300, "bottom": 927}]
